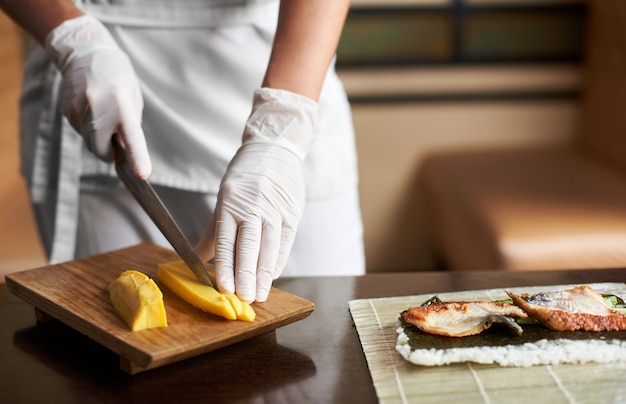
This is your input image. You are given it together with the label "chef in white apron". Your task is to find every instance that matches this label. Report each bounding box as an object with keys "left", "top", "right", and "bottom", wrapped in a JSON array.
[{"left": 1, "top": 0, "right": 365, "bottom": 302}]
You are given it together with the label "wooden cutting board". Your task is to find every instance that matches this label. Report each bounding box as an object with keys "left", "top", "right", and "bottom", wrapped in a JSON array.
[{"left": 5, "top": 243, "right": 314, "bottom": 374}]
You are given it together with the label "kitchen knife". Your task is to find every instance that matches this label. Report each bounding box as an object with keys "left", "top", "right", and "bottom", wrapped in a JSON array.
[{"left": 112, "top": 136, "right": 217, "bottom": 288}]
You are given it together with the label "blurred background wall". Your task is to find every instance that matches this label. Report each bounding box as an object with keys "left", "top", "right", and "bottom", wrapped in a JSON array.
[
  {"left": 0, "top": 12, "right": 46, "bottom": 278},
  {"left": 337, "top": 0, "right": 586, "bottom": 272}
]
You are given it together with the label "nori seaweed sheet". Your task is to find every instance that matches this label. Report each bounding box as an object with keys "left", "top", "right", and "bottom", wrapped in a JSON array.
[{"left": 399, "top": 317, "right": 626, "bottom": 350}]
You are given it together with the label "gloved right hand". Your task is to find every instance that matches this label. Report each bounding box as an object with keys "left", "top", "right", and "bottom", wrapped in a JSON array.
[
  {"left": 45, "top": 14, "right": 151, "bottom": 179},
  {"left": 195, "top": 88, "right": 319, "bottom": 303}
]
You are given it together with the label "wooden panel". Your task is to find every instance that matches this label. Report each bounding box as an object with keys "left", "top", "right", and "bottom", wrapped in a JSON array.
[
  {"left": 352, "top": 100, "right": 579, "bottom": 272},
  {"left": 338, "top": 11, "right": 453, "bottom": 65},
  {"left": 339, "top": 64, "right": 582, "bottom": 99},
  {"left": 579, "top": 0, "right": 626, "bottom": 173},
  {"left": 463, "top": 11, "right": 585, "bottom": 61},
  {"left": 5, "top": 243, "right": 314, "bottom": 374}
]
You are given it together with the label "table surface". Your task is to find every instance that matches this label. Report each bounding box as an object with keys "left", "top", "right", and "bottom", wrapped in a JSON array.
[{"left": 3, "top": 267, "right": 626, "bottom": 403}]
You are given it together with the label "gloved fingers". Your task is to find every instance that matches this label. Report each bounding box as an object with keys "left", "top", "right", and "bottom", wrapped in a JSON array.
[
  {"left": 89, "top": 106, "right": 118, "bottom": 162},
  {"left": 115, "top": 91, "right": 152, "bottom": 179},
  {"left": 255, "top": 220, "right": 282, "bottom": 302},
  {"left": 234, "top": 218, "right": 263, "bottom": 303},
  {"left": 274, "top": 223, "right": 298, "bottom": 280},
  {"left": 214, "top": 214, "right": 238, "bottom": 294},
  {"left": 255, "top": 269, "right": 275, "bottom": 303},
  {"left": 87, "top": 89, "right": 151, "bottom": 179}
]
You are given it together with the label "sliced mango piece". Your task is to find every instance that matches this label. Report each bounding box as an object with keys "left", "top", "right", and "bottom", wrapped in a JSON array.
[
  {"left": 107, "top": 270, "right": 168, "bottom": 331},
  {"left": 223, "top": 292, "right": 256, "bottom": 322},
  {"left": 157, "top": 260, "right": 255, "bottom": 322}
]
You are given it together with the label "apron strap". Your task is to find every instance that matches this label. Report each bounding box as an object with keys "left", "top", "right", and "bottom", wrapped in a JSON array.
[
  {"left": 29, "top": 65, "right": 62, "bottom": 203},
  {"left": 49, "top": 119, "right": 83, "bottom": 264},
  {"left": 26, "top": 63, "right": 82, "bottom": 264}
]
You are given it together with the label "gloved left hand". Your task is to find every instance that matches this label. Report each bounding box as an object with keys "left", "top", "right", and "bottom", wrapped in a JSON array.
[
  {"left": 196, "top": 88, "right": 319, "bottom": 303},
  {"left": 46, "top": 14, "right": 151, "bottom": 179}
]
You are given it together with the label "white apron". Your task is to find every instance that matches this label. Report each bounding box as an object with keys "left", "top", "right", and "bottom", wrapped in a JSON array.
[{"left": 19, "top": 0, "right": 360, "bottom": 265}]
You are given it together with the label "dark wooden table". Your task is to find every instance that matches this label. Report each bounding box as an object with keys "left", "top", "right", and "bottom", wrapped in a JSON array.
[{"left": 2, "top": 268, "right": 626, "bottom": 403}]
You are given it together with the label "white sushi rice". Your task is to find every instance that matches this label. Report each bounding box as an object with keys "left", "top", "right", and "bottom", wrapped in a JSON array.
[{"left": 396, "top": 326, "right": 626, "bottom": 367}]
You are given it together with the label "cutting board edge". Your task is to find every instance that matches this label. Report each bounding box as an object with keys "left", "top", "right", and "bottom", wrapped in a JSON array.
[
  {"left": 131, "top": 305, "right": 315, "bottom": 373},
  {"left": 5, "top": 274, "right": 155, "bottom": 366}
]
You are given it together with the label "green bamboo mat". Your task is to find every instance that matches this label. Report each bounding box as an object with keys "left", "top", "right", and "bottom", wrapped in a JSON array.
[{"left": 349, "top": 282, "right": 626, "bottom": 404}]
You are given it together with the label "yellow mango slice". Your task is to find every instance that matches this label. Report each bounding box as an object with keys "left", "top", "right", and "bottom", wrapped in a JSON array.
[
  {"left": 107, "top": 270, "right": 168, "bottom": 331},
  {"left": 223, "top": 292, "right": 256, "bottom": 322},
  {"left": 158, "top": 260, "right": 255, "bottom": 322}
]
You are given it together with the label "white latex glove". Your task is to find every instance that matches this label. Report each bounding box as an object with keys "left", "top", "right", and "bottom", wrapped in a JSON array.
[
  {"left": 197, "top": 88, "right": 319, "bottom": 303},
  {"left": 46, "top": 14, "right": 151, "bottom": 178}
]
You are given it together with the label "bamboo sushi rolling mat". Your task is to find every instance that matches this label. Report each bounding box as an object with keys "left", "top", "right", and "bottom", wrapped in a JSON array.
[{"left": 348, "top": 282, "right": 626, "bottom": 404}]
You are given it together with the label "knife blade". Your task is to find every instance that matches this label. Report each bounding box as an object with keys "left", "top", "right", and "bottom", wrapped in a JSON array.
[{"left": 112, "top": 136, "right": 217, "bottom": 288}]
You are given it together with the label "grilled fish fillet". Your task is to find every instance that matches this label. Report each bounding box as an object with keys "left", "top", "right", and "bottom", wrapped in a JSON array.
[
  {"left": 507, "top": 286, "right": 626, "bottom": 332},
  {"left": 401, "top": 301, "right": 527, "bottom": 337}
]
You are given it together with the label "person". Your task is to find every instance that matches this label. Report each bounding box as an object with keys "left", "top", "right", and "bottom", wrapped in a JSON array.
[{"left": 0, "top": 0, "right": 365, "bottom": 303}]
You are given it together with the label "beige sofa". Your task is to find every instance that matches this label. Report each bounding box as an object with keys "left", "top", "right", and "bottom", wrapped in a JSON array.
[{"left": 422, "top": 0, "right": 626, "bottom": 271}]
